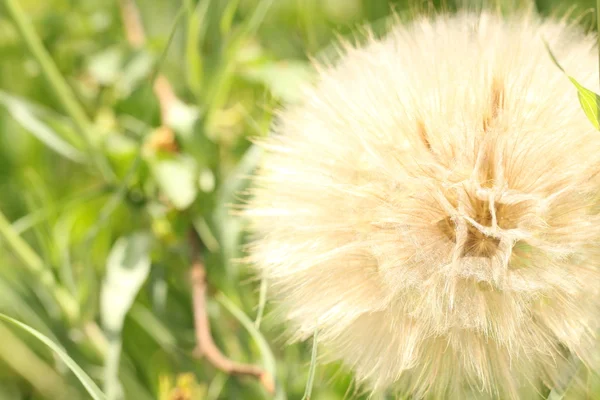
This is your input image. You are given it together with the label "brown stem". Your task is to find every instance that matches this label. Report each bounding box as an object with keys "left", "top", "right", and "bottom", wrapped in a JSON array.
[
  {"left": 119, "top": 0, "right": 178, "bottom": 122},
  {"left": 118, "top": 0, "right": 146, "bottom": 47},
  {"left": 152, "top": 75, "right": 178, "bottom": 125},
  {"left": 119, "top": 0, "right": 178, "bottom": 153},
  {"left": 189, "top": 230, "right": 274, "bottom": 394}
]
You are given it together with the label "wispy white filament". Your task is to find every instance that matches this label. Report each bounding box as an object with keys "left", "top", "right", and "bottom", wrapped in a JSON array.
[{"left": 246, "top": 11, "right": 600, "bottom": 399}]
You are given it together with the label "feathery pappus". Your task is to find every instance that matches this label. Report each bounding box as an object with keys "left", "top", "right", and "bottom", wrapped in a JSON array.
[{"left": 245, "top": 11, "right": 600, "bottom": 399}]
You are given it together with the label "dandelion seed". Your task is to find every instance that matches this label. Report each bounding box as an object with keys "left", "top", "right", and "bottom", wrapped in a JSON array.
[{"left": 245, "top": 11, "right": 600, "bottom": 399}]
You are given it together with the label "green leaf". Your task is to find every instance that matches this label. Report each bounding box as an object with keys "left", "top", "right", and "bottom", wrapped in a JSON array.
[
  {"left": 119, "top": 368, "right": 155, "bottom": 400},
  {"left": 301, "top": 328, "right": 319, "bottom": 400},
  {"left": 101, "top": 233, "right": 152, "bottom": 400},
  {"left": 0, "top": 313, "right": 106, "bottom": 400},
  {"left": 545, "top": 41, "right": 600, "bottom": 130},
  {"left": 151, "top": 155, "right": 199, "bottom": 210},
  {"left": 166, "top": 101, "right": 200, "bottom": 138},
  {"left": 87, "top": 47, "right": 155, "bottom": 97},
  {"left": 206, "top": 373, "right": 229, "bottom": 400},
  {"left": 0, "top": 92, "right": 85, "bottom": 162},
  {"left": 184, "top": 0, "right": 211, "bottom": 97},
  {"left": 87, "top": 47, "right": 124, "bottom": 86},
  {"left": 129, "top": 303, "right": 177, "bottom": 352},
  {"left": 101, "top": 232, "right": 152, "bottom": 332},
  {"left": 117, "top": 50, "right": 155, "bottom": 97},
  {"left": 216, "top": 293, "right": 285, "bottom": 399},
  {"left": 569, "top": 77, "right": 600, "bottom": 130}
]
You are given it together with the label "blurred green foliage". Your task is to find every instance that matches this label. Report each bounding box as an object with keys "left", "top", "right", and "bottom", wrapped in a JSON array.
[{"left": 0, "top": 0, "right": 596, "bottom": 399}]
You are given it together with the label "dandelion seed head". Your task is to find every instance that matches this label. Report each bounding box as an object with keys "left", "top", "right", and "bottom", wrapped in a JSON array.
[{"left": 246, "top": 11, "right": 600, "bottom": 399}]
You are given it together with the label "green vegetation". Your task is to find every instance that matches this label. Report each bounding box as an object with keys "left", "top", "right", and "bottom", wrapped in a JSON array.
[{"left": 0, "top": 0, "right": 596, "bottom": 399}]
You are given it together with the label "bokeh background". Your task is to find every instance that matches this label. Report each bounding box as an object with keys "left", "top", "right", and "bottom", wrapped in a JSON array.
[{"left": 0, "top": 0, "right": 596, "bottom": 399}]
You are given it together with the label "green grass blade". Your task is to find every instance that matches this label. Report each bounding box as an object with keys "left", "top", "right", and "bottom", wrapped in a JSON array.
[
  {"left": 207, "top": 373, "right": 228, "bottom": 400},
  {"left": 206, "top": 0, "right": 275, "bottom": 121},
  {"left": 193, "top": 216, "right": 221, "bottom": 253},
  {"left": 12, "top": 185, "right": 108, "bottom": 235},
  {"left": 0, "top": 321, "right": 72, "bottom": 397},
  {"left": 301, "top": 328, "right": 319, "bottom": 400},
  {"left": 228, "top": 0, "right": 275, "bottom": 48},
  {"left": 546, "top": 356, "right": 581, "bottom": 399},
  {"left": 129, "top": 304, "right": 177, "bottom": 351},
  {"left": 185, "top": 0, "right": 211, "bottom": 99},
  {"left": 543, "top": 39, "right": 565, "bottom": 73},
  {"left": 146, "top": 5, "right": 187, "bottom": 92},
  {"left": 0, "top": 208, "right": 79, "bottom": 321},
  {"left": 184, "top": 0, "right": 211, "bottom": 97},
  {"left": 254, "top": 274, "right": 267, "bottom": 329},
  {"left": 220, "top": 0, "right": 241, "bottom": 35},
  {"left": 3, "top": 0, "right": 114, "bottom": 181},
  {"left": 215, "top": 292, "right": 284, "bottom": 399},
  {"left": 0, "top": 313, "right": 106, "bottom": 400},
  {"left": 0, "top": 209, "right": 50, "bottom": 281},
  {"left": 0, "top": 92, "right": 85, "bottom": 162},
  {"left": 0, "top": 277, "right": 58, "bottom": 342}
]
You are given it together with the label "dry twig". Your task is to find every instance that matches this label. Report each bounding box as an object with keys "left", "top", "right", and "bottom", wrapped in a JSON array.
[{"left": 189, "top": 231, "right": 274, "bottom": 393}]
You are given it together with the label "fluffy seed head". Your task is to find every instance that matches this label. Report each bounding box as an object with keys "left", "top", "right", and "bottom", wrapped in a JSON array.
[{"left": 246, "top": 12, "right": 600, "bottom": 399}]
